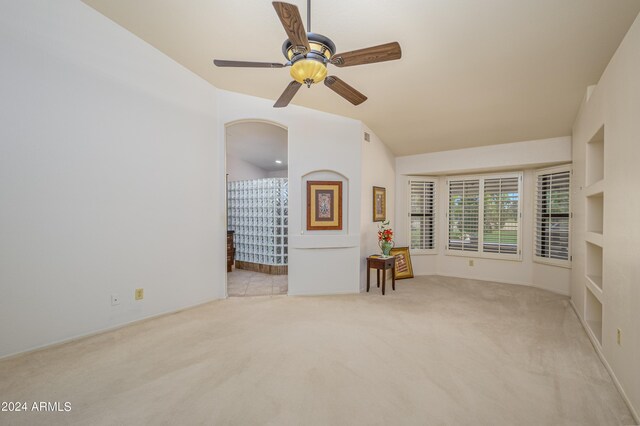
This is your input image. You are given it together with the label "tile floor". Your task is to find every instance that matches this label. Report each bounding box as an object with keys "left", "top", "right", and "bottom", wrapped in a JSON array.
[{"left": 227, "top": 268, "right": 287, "bottom": 296}]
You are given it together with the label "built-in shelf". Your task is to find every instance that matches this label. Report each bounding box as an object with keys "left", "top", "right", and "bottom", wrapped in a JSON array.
[
  {"left": 585, "top": 180, "right": 604, "bottom": 197},
  {"left": 586, "top": 194, "right": 604, "bottom": 235},
  {"left": 586, "top": 242, "right": 603, "bottom": 290},
  {"left": 585, "top": 275, "right": 603, "bottom": 302},
  {"left": 586, "top": 125, "right": 604, "bottom": 187},
  {"left": 583, "top": 124, "right": 605, "bottom": 349},
  {"left": 585, "top": 286, "right": 603, "bottom": 346},
  {"left": 585, "top": 232, "right": 603, "bottom": 247}
]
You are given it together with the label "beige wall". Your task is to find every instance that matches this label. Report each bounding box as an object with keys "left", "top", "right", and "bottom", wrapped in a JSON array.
[
  {"left": 571, "top": 12, "right": 640, "bottom": 421},
  {"left": 395, "top": 138, "right": 572, "bottom": 295},
  {"left": 217, "top": 90, "right": 364, "bottom": 296},
  {"left": 360, "top": 126, "right": 396, "bottom": 291},
  {"left": 0, "top": 1, "right": 222, "bottom": 358}
]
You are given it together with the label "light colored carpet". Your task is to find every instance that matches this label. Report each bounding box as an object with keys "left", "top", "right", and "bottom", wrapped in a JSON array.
[
  {"left": 227, "top": 268, "right": 288, "bottom": 297},
  {"left": 0, "top": 276, "right": 634, "bottom": 425}
]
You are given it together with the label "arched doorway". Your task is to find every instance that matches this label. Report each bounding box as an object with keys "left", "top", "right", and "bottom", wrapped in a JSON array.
[{"left": 225, "top": 121, "right": 288, "bottom": 296}]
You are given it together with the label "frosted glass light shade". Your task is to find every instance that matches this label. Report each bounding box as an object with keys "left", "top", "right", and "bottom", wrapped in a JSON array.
[{"left": 290, "top": 59, "right": 327, "bottom": 85}]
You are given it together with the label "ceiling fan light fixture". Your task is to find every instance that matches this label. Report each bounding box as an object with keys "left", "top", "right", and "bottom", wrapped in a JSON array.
[
  {"left": 214, "top": 2, "right": 402, "bottom": 107},
  {"left": 290, "top": 58, "right": 327, "bottom": 87},
  {"left": 283, "top": 33, "right": 335, "bottom": 87}
]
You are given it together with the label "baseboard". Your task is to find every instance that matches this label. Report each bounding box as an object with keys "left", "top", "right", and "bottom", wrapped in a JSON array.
[
  {"left": 288, "top": 290, "right": 359, "bottom": 297},
  {"left": 434, "top": 272, "right": 570, "bottom": 296},
  {"left": 0, "top": 296, "right": 223, "bottom": 361},
  {"left": 569, "top": 300, "right": 639, "bottom": 424}
]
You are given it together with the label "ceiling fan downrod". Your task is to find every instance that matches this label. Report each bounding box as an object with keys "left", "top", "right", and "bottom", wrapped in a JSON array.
[{"left": 307, "top": 0, "right": 311, "bottom": 32}]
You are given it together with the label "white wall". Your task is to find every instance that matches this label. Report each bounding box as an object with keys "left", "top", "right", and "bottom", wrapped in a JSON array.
[
  {"left": 226, "top": 154, "right": 267, "bottom": 181},
  {"left": 360, "top": 126, "right": 396, "bottom": 291},
  {"left": 395, "top": 138, "right": 572, "bottom": 295},
  {"left": 217, "top": 91, "right": 363, "bottom": 296},
  {"left": 397, "top": 137, "right": 572, "bottom": 176},
  {"left": 571, "top": 12, "right": 640, "bottom": 420},
  {"left": 267, "top": 169, "right": 288, "bottom": 178},
  {"left": 0, "top": 0, "right": 224, "bottom": 358}
]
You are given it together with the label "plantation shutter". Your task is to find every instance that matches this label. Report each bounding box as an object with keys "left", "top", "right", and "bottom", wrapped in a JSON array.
[
  {"left": 409, "top": 179, "right": 435, "bottom": 250},
  {"left": 483, "top": 176, "right": 520, "bottom": 255},
  {"left": 448, "top": 179, "right": 480, "bottom": 252},
  {"left": 535, "top": 169, "right": 570, "bottom": 261}
]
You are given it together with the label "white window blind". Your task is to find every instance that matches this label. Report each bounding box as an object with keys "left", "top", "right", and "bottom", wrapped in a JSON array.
[
  {"left": 447, "top": 173, "right": 522, "bottom": 259},
  {"left": 483, "top": 177, "right": 520, "bottom": 255},
  {"left": 409, "top": 179, "right": 436, "bottom": 250},
  {"left": 448, "top": 179, "right": 480, "bottom": 252},
  {"left": 535, "top": 168, "right": 571, "bottom": 262}
]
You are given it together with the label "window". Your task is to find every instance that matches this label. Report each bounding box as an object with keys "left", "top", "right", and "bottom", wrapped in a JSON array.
[
  {"left": 409, "top": 178, "right": 436, "bottom": 251},
  {"left": 535, "top": 166, "right": 571, "bottom": 265},
  {"left": 447, "top": 179, "right": 479, "bottom": 252},
  {"left": 447, "top": 172, "right": 522, "bottom": 259},
  {"left": 483, "top": 176, "right": 520, "bottom": 255}
]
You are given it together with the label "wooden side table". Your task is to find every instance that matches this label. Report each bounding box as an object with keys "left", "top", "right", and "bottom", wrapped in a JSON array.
[{"left": 366, "top": 255, "right": 396, "bottom": 295}]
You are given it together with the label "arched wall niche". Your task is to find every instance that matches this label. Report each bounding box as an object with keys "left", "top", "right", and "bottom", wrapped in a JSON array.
[{"left": 301, "top": 169, "right": 349, "bottom": 235}]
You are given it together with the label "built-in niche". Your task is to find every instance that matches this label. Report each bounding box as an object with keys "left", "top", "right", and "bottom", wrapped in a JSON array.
[
  {"left": 301, "top": 170, "right": 348, "bottom": 235},
  {"left": 586, "top": 193, "right": 604, "bottom": 235},
  {"left": 586, "top": 242, "right": 603, "bottom": 291},
  {"left": 586, "top": 125, "right": 604, "bottom": 187},
  {"left": 583, "top": 124, "right": 605, "bottom": 348},
  {"left": 585, "top": 286, "right": 603, "bottom": 345}
]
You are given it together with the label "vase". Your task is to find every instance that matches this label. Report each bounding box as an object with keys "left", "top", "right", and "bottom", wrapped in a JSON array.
[{"left": 379, "top": 240, "right": 394, "bottom": 256}]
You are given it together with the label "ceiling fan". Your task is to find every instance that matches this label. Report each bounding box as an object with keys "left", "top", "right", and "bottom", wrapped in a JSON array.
[{"left": 213, "top": 0, "right": 402, "bottom": 108}]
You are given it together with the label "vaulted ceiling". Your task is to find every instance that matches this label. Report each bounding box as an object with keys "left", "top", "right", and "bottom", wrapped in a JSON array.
[{"left": 82, "top": 0, "right": 640, "bottom": 155}]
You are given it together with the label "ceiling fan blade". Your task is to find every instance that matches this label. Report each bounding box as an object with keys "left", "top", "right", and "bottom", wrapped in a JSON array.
[
  {"left": 272, "top": 2, "right": 310, "bottom": 54},
  {"left": 331, "top": 42, "right": 402, "bottom": 67},
  {"left": 324, "top": 76, "right": 367, "bottom": 105},
  {"left": 274, "top": 81, "right": 302, "bottom": 108},
  {"left": 214, "top": 59, "right": 285, "bottom": 68}
]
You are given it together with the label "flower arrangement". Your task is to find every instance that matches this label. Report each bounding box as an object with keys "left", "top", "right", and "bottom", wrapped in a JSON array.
[{"left": 378, "top": 220, "right": 393, "bottom": 243}]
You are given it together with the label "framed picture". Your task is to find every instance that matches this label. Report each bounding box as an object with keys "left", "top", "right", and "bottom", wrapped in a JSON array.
[
  {"left": 373, "top": 186, "right": 386, "bottom": 222},
  {"left": 390, "top": 247, "right": 414, "bottom": 279},
  {"left": 307, "top": 180, "right": 343, "bottom": 230}
]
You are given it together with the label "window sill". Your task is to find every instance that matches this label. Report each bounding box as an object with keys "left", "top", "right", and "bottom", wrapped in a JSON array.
[
  {"left": 533, "top": 257, "right": 572, "bottom": 269},
  {"left": 445, "top": 250, "right": 523, "bottom": 262},
  {"left": 410, "top": 249, "right": 438, "bottom": 256}
]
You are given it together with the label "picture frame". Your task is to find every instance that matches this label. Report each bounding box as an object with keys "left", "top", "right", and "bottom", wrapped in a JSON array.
[
  {"left": 373, "top": 186, "right": 386, "bottom": 222},
  {"left": 306, "top": 180, "right": 343, "bottom": 230},
  {"left": 390, "top": 247, "right": 414, "bottom": 279}
]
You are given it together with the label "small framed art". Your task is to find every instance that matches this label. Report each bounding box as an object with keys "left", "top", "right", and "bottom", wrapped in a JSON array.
[
  {"left": 373, "top": 186, "right": 386, "bottom": 222},
  {"left": 390, "top": 246, "right": 414, "bottom": 279},
  {"left": 307, "top": 180, "right": 343, "bottom": 230}
]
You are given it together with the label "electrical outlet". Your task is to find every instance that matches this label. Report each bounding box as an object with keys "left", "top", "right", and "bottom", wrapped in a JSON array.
[
  {"left": 135, "top": 288, "right": 144, "bottom": 300},
  {"left": 111, "top": 294, "right": 120, "bottom": 306},
  {"left": 469, "top": 259, "right": 474, "bottom": 267},
  {"left": 617, "top": 328, "right": 622, "bottom": 345}
]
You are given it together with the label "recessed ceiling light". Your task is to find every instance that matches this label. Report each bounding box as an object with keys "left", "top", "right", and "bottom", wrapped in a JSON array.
[{"left": 275, "top": 160, "right": 282, "bottom": 164}]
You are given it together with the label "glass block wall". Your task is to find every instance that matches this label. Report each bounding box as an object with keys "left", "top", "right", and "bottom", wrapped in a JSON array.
[{"left": 228, "top": 178, "right": 288, "bottom": 266}]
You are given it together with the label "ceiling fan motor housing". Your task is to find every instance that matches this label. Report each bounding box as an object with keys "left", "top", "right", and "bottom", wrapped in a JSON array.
[{"left": 283, "top": 33, "right": 336, "bottom": 87}]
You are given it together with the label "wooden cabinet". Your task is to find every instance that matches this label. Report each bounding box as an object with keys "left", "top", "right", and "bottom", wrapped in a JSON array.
[{"left": 227, "top": 231, "right": 235, "bottom": 272}]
